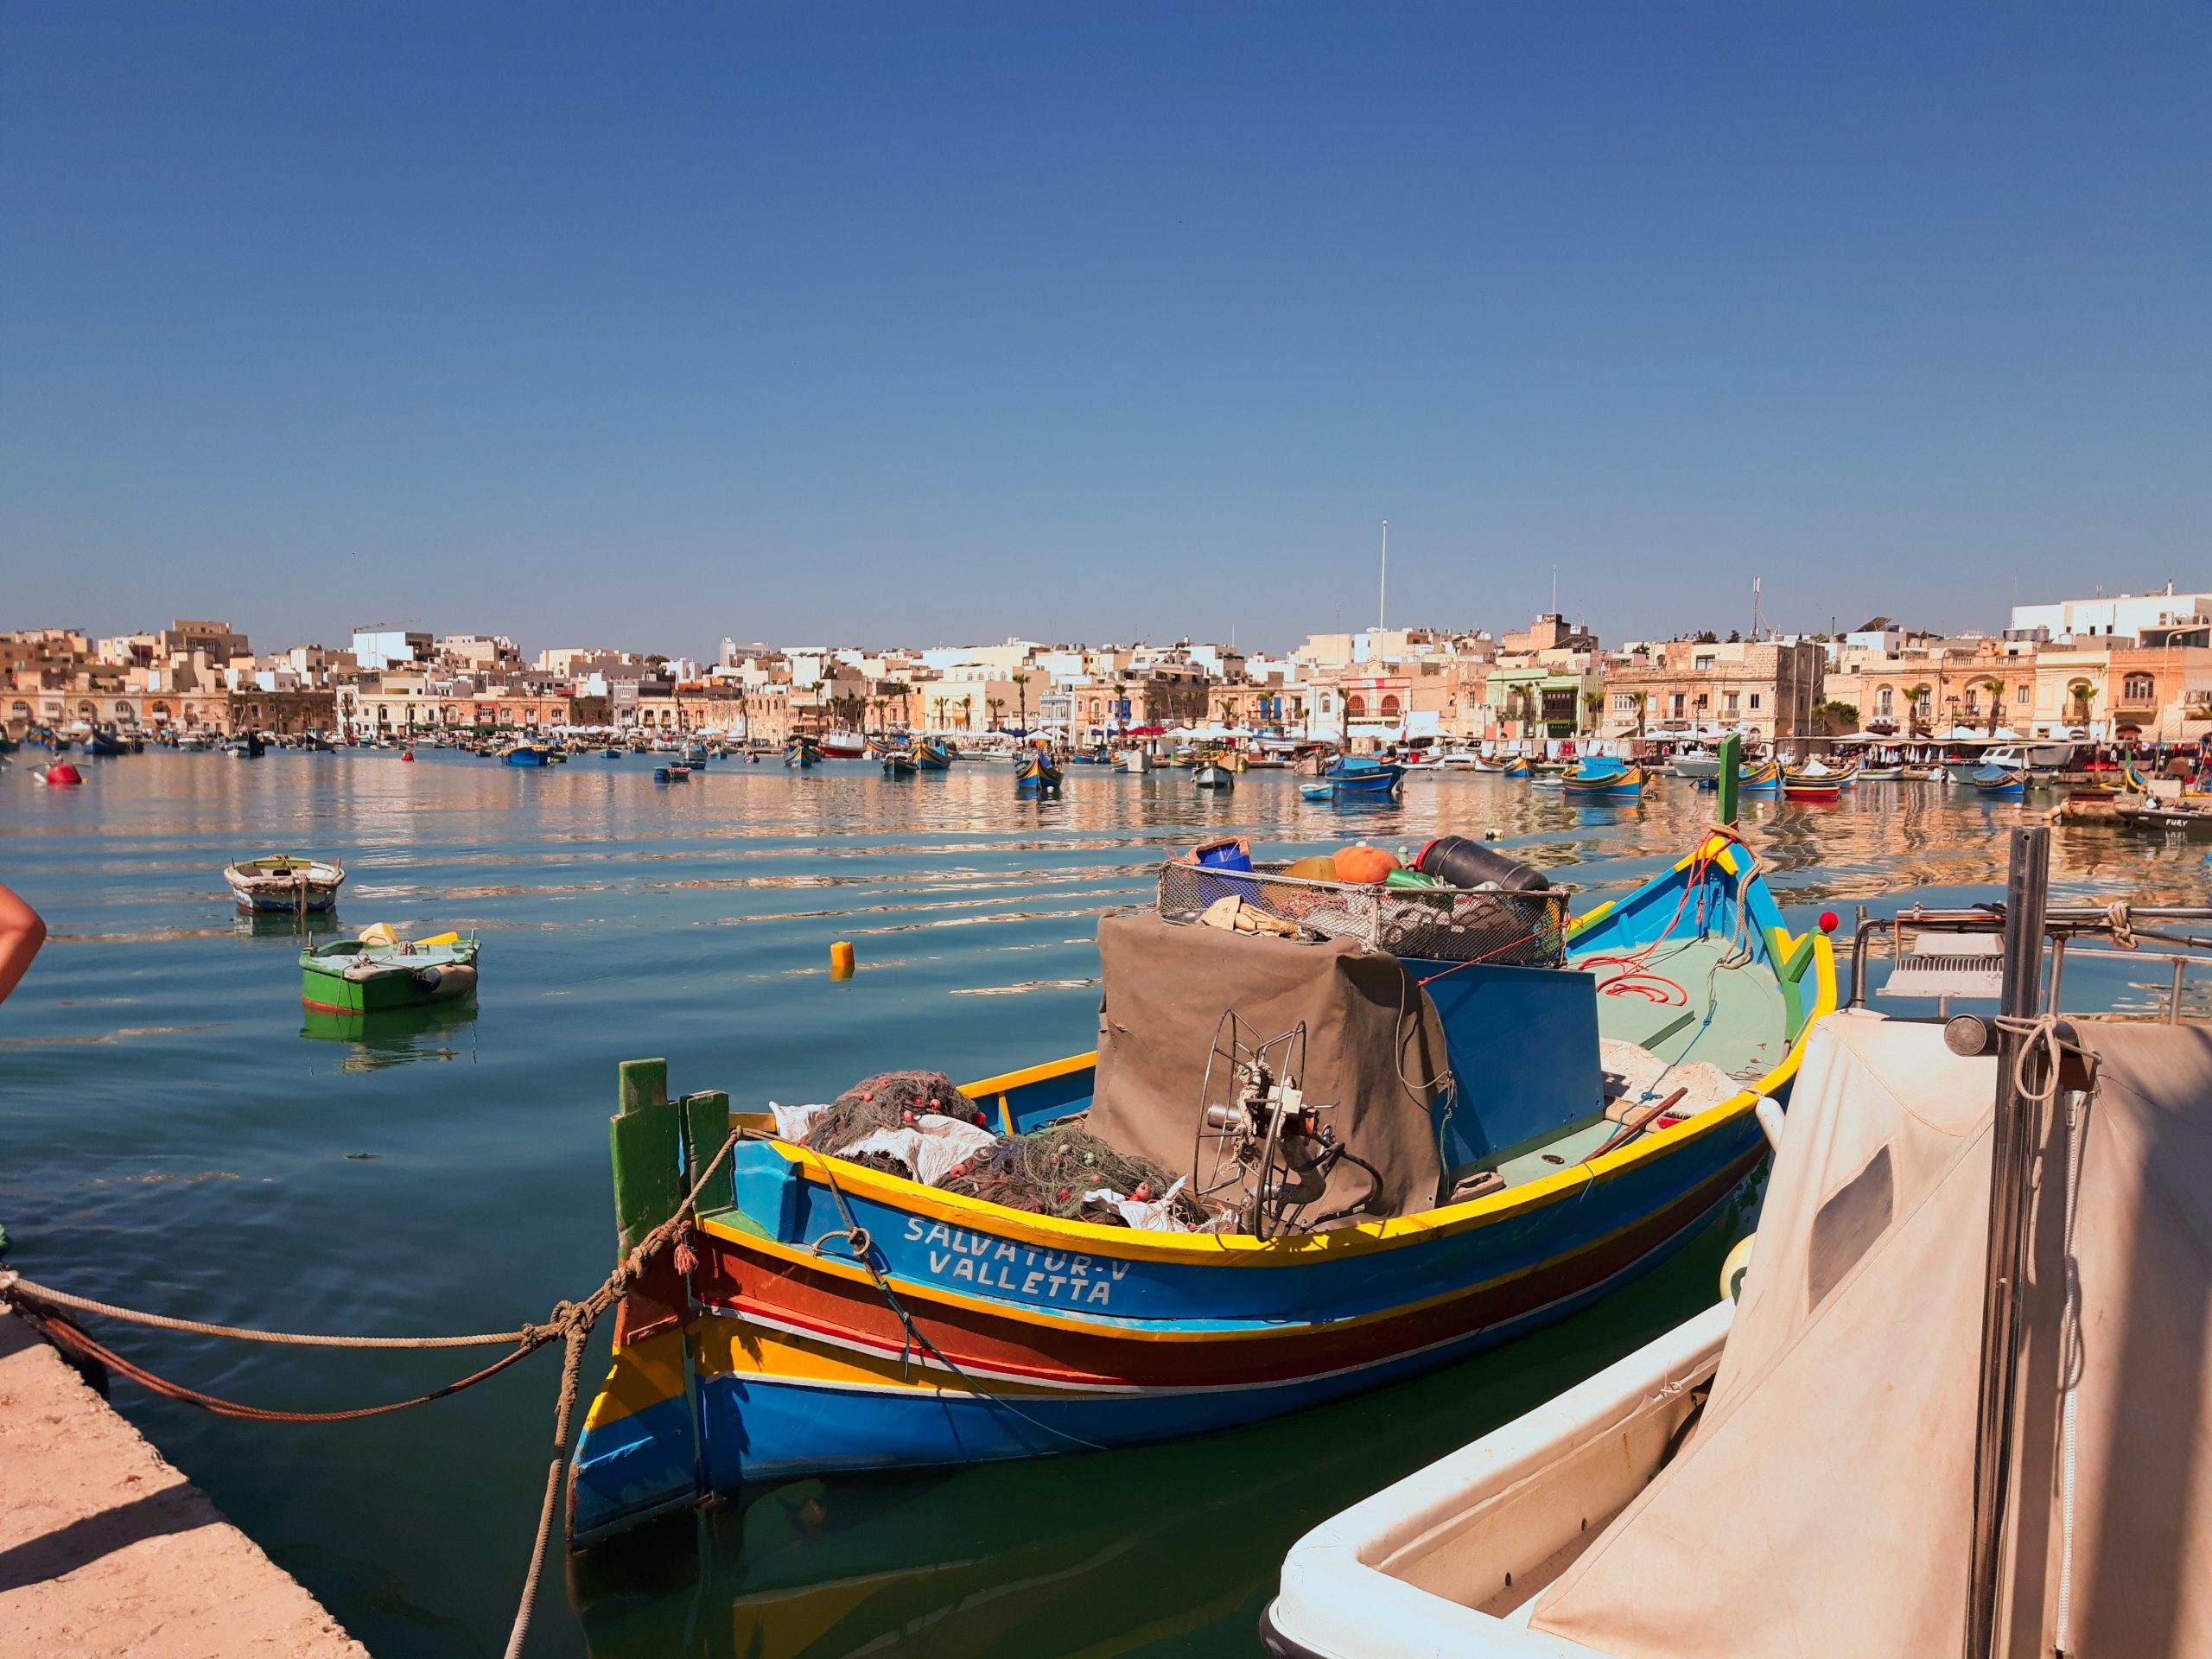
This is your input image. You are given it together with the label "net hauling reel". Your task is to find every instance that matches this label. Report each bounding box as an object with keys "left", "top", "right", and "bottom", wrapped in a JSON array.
[{"left": 1192, "top": 1011, "right": 1372, "bottom": 1238}]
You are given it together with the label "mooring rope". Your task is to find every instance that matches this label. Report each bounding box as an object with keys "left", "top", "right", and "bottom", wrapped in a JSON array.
[{"left": 0, "top": 1123, "right": 747, "bottom": 1658}]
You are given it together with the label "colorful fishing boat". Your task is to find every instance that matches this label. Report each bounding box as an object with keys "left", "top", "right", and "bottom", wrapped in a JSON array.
[
  {"left": 785, "top": 736, "right": 822, "bottom": 769},
  {"left": 568, "top": 830, "right": 1836, "bottom": 1542},
  {"left": 1973, "top": 766, "right": 2027, "bottom": 798},
  {"left": 84, "top": 730, "right": 134, "bottom": 757},
  {"left": 1014, "top": 750, "right": 1062, "bottom": 792},
  {"left": 502, "top": 742, "right": 552, "bottom": 767},
  {"left": 1560, "top": 760, "right": 1646, "bottom": 800},
  {"left": 914, "top": 739, "right": 953, "bottom": 772},
  {"left": 1500, "top": 757, "right": 1532, "bottom": 779},
  {"left": 1118, "top": 749, "right": 1152, "bottom": 774},
  {"left": 1194, "top": 760, "right": 1234, "bottom": 789},
  {"left": 223, "top": 855, "right": 346, "bottom": 912},
  {"left": 882, "top": 748, "right": 918, "bottom": 778},
  {"left": 1780, "top": 761, "right": 1853, "bottom": 801},
  {"left": 299, "top": 928, "right": 479, "bottom": 1014},
  {"left": 1737, "top": 758, "right": 1781, "bottom": 791},
  {"left": 1325, "top": 755, "right": 1404, "bottom": 801}
]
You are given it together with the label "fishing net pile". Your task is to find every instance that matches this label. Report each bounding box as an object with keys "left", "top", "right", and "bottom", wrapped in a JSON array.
[{"left": 772, "top": 1070, "right": 1220, "bottom": 1230}]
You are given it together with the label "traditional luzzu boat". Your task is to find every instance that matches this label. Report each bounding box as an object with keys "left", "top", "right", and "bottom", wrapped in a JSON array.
[
  {"left": 299, "top": 926, "right": 479, "bottom": 1014},
  {"left": 1325, "top": 755, "right": 1404, "bottom": 801},
  {"left": 1737, "top": 757, "right": 1781, "bottom": 791},
  {"left": 1972, "top": 765, "right": 2027, "bottom": 798},
  {"left": 1014, "top": 750, "right": 1062, "bottom": 792},
  {"left": 223, "top": 855, "right": 346, "bottom": 912},
  {"left": 567, "top": 829, "right": 1836, "bottom": 1543},
  {"left": 881, "top": 746, "right": 918, "bottom": 778},
  {"left": 785, "top": 736, "right": 822, "bottom": 769},
  {"left": 502, "top": 741, "right": 552, "bottom": 767},
  {"left": 1560, "top": 759, "right": 1645, "bottom": 800},
  {"left": 913, "top": 738, "right": 953, "bottom": 772},
  {"left": 1780, "top": 760, "right": 1853, "bottom": 801},
  {"left": 1500, "top": 757, "right": 1532, "bottom": 779}
]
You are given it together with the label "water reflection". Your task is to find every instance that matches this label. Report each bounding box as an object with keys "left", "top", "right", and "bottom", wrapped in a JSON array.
[
  {"left": 300, "top": 1002, "right": 480, "bottom": 1071},
  {"left": 236, "top": 909, "right": 346, "bottom": 943}
]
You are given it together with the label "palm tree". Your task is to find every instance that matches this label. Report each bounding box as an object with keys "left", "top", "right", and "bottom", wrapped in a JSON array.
[
  {"left": 959, "top": 694, "right": 973, "bottom": 732},
  {"left": 1629, "top": 689, "right": 1648, "bottom": 741},
  {"left": 1581, "top": 690, "right": 1604, "bottom": 735},
  {"left": 2071, "top": 683, "right": 2098, "bottom": 730},
  {"left": 986, "top": 696, "right": 1005, "bottom": 731},
  {"left": 931, "top": 696, "right": 947, "bottom": 732},
  {"left": 1011, "top": 671, "right": 1030, "bottom": 734},
  {"left": 1904, "top": 683, "right": 1930, "bottom": 737},
  {"left": 887, "top": 680, "right": 911, "bottom": 730},
  {"left": 869, "top": 696, "right": 887, "bottom": 734},
  {"left": 1110, "top": 681, "right": 1128, "bottom": 739},
  {"left": 1981, "top": 679, "right": 2005, "bottom": 736}
]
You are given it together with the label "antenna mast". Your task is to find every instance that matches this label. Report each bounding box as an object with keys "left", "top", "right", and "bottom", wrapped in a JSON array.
[{"left": 1377, "top": 520, "right": 1389, "bottom": 634}]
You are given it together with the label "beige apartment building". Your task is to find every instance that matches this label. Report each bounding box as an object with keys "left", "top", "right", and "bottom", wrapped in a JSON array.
[{"left": 1600, "top": 639, "right": 1826, "bottom": 744}]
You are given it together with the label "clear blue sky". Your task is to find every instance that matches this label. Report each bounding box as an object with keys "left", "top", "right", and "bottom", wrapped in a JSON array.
[{"left": 3, "top": 3, "right": 2205, "bottom": 658}]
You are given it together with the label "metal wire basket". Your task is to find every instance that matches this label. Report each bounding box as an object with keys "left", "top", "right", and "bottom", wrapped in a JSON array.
[{"left": 1157, "top": 859, "right": 1569, "bottom": 967}]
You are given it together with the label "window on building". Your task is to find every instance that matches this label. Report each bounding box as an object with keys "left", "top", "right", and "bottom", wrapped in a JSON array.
[
  {"left": 1749, "top": 693, "right": 1762, "bottom": 710},
  {"left": 1670, "top": 693, "right": 1685, "bottom": 717},
  {"left": 1694, "top": 654, "right": 1716, "bottom": 671},
  {"left": 2017, "top": 684, "right": 2031, "bottom": 704},
  {"left": 2124, "top": 673, "right": 2154, "bottom": 701},
  {"left": 1347, "top": 696, "right": 1366, "bottom": 717},
  {"left": 1878, "top": 686, "right": 1894, "bottom": 715},
  {"left": 1725, "top": 692, "right": 1739, "bottom": 714},
  {"left": 1380, "top": 695, "right": 1401, "bottom": 715},
  {"left": 1613, "top": 692, "right": 1633, "bottom": 711}
]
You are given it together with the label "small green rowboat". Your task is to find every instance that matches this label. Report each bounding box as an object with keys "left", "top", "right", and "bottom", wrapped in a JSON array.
[{"left": 300, "top": 931, "right": 480, "bottom": 1014}]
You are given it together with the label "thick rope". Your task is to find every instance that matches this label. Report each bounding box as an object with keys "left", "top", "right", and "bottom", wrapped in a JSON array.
[
  {"left": 0, "top": 1274, "right": 528, "bottom": 1348},
  {"left": 2104, "top": 900, "right": 2136, "bottom": 950}
]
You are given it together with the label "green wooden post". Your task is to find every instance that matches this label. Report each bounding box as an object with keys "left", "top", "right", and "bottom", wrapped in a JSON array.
[
  {"left": 1716, "top": 732, "right": 1743, "bottom": 825},
  {"left": 681, "top": 1090, "right": 734, "bottom": 1217},
  {"left": 611, "top": 1058, "right": 682, "bottom": 1253}
]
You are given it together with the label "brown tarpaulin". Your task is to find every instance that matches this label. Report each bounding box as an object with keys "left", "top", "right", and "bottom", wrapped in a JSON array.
[
  {"left": 1089, "top": 912, "right": 1447, "bottom": 1224},
  {"left": 1530, "top": 1011, "right": 2212, "bottom": 1659}
]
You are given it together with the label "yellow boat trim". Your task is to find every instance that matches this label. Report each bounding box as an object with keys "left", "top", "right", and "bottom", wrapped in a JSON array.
[{"left": 579, "top": 1325, "right": 690, "bottom": 1433}]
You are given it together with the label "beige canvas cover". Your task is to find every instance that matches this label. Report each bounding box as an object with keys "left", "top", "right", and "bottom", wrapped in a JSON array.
[
  {"left": 1529, "top": 1010, "right": 2212, "bottom": 1659},
  {"left": 1089, "top": 912, "right": 1447, "bottom": 1223}
]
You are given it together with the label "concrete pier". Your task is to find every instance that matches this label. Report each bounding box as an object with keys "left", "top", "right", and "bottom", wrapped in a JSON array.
[{"left": 0, "top": 1307, "right": 367, "bottom": 1658}]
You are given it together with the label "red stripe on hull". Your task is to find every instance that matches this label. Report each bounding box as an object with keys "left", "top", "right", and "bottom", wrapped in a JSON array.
[{"left": 692, "top": 1147, "right": 1758, "bottom": 1389}]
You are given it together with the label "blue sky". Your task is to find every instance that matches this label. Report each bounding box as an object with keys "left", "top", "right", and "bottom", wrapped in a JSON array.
[{"left": 3, "top": 4, "right": 2205, "bottom": 658}]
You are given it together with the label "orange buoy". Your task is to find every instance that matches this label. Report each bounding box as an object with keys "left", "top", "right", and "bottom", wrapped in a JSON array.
[{"left": 830, "top": 940, "right": 856, "bottom": 980}]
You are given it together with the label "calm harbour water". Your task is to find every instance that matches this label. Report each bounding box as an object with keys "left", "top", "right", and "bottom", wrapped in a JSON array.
[{"left": 2, "top": 751, "right": 2203, "bottom": 1657}]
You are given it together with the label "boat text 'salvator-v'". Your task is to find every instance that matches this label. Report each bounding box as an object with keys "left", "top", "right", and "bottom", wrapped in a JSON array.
[{"left": 567, "top": 831, "right": 1834, "bottom": 1544}]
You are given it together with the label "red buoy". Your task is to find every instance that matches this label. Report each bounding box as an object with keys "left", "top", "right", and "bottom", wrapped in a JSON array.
[
  {"left": 401, "top": 750, "right": 416, "bottom": 762},
  {"left": 41, "top": 763, "right": 83, "bottom": 786},
  {"left": 1818, "top": 911, "right": 1840, "bottom": 934}
]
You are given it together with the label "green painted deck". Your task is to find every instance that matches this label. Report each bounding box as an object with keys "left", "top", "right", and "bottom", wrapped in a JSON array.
[{"left": 1490, "top": 938, "right": 1787, "bottom": 1191}]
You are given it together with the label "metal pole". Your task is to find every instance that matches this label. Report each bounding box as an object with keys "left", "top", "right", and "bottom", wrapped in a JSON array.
[
  {"left": 1377, "top": 520, "right": 1389, "bottom": 635},
  {"left": 1963, "top": 825, "right": 2050, "bottom": 1659}
]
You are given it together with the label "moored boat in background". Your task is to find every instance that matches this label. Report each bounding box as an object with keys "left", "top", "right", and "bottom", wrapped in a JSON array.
[
  {"left": 300, "top": 926, "right": 480, "bottom": 1014},
  {"left": 224, "top": 855, "right": 346, "bottom": 912}
]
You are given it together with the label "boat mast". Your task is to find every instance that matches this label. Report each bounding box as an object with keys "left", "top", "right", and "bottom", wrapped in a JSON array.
[{"left": 1963, "top": 825, "right": 2052, "bottom": 1659}]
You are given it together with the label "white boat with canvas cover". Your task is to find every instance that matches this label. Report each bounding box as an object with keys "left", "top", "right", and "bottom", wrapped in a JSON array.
[{"left": 1265, "top": 1003, "right": 2212, "bottom": 1659}]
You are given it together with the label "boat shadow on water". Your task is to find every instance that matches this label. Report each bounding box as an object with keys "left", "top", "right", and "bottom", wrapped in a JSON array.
[
  {"left": 563, "top": 1208, "right": 1751, "bottom": 1659},
  {"left": 236, "top": 909, "right": 346, "bottom": 943}
]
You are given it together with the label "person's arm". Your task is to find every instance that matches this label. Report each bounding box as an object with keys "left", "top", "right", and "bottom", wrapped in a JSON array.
[{"left": 0, "top": 884, "right": 48, "bottom": 1005}]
